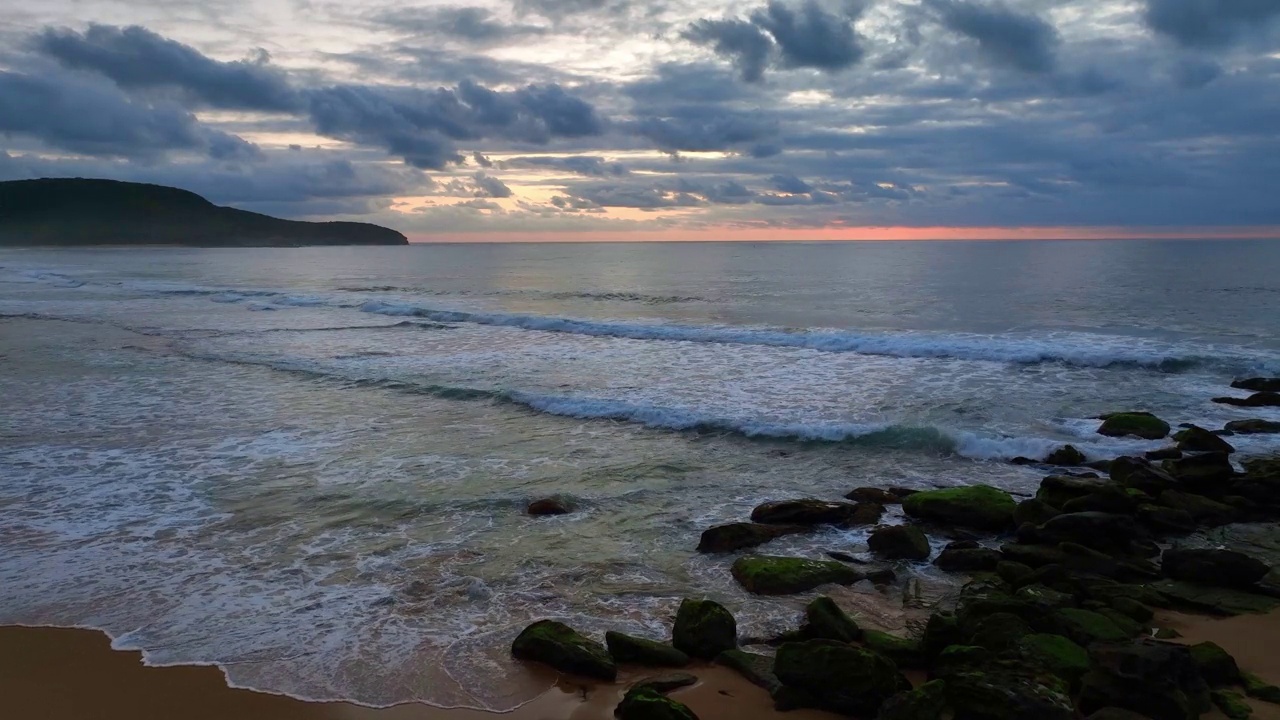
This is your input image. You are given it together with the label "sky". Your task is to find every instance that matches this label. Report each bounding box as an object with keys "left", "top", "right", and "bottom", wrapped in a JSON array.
[{"left": 1, "top": 0, "right": 1278, "bottom": 241}]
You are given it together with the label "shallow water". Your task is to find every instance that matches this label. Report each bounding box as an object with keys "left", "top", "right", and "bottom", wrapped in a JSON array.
[{"left": 1, "top": 240, "right": 1279, "bottom": 707}]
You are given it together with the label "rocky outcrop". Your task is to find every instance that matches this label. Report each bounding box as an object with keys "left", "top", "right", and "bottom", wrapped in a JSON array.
[
  {"left": 511, "top": 620, "right": 617, "bottom": 680},
  {"left": 695, "top": 523, "right": 808, "bottom": 553},
  {"left": 750, "top": 499, "right": 857, "bottom": 525},
  {"left": 1161, "top": 547, "right": 1270, "bottom": 589},
  {"left": 868, "top": 525, "right": 932, "bottom": 560},
  {"left": 672, "top": 599, "right": 736, "bottom": 660},
  {"left": 1077, "top": 641, "right": 1211, "bottom": 720},
  {"left": 800, "top": 596, "right": 862, "bottom": 642},
  {"left": 773, "top": 639, "right": 912, "bottom": 716},
  {"left": 1046, "top": 445, "right": 1088, "bottom": 466},
  {"left": 1214, "top": 392, "right": 1280, "bottom": 407},
  {"left": 1225, "top": 419, "right": 1280, "bottom": 434},
  {"left": 901, "top": 485, "right": 1016, "bottom": 531},
  {"left": 1097, "top": 412, "right": 1170, "bottom": 440},
  {"left": 731, "top": 555, "right": 864, "bottom": 595},
  {"left": 1232, "top": 378, "right": 1280, "bottom": 392},
  {"left": 1172, "top": 426, "right": 1235, "bottom": 454}
]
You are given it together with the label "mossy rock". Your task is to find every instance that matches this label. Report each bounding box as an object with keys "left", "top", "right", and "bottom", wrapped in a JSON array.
[
  {"left": 1243, "top": 671, "right": 1280, "bottom": 704},
  {"left": 1038, "top": 475, "right": 1109, "bottom": 509},
  {"left": 967, "top": 612, "right": 1033, "bottom": 652},
  {"left": 901, "top": 485, "right": 1016, "bottom": 531},
  {"left": 1087, "top": 709, "right": 1160, "bottom": 719},
  {"left": 1014, "top": 584, "right": 1075, "bottom": 613},
  {"left": 773, "top": 639, "right": 912, "bottom": 716},
  {"left": 935, "top": 547, "right": 1003, "bottom": 572},
  {"left": 1001, "top": 542, "right": 1068, "bottom": 568},
  {"left": 931, "top": 645, "right": 991, "bottom": 680},
  {"left": 801, "top": 596, "right": 862, "bottom": 643},
  {"left": 1109, "top": 596, "right": 1154, "bottom": 623},
  {"left": 1046, "top": 445, "right": 1087, "bottom": 466},
  {"left": 750, "top": 499, "right": 857, "bottom": 525},
  {"left": 1018, "top": 634, "right": 1089, "bottom": 683},
  {"left": 945, "top": 669, "right": 1075, "bottom": 720},
  {"left": 997, "top": 561, "right": 1034, "bottom": 585},
  {"left": 615, "top": 686, "right": 700, "bottom": 720},
  {"left": 1152, "top": 579, "right": 1280, "bottom": 616},
  {"left": 511, "top": 620, "right": 617, "bottom": 680},
  {"left": 1226, "top": 419, "right": 1280, "bottom": 434},
  {"left": 672, "top": 599, "right": 736, "bottom": 659},
  {"left": 1052, "top": 608, "right": 1130, "bottom": 645},
  {"left": 605, "top": 631, "right": 690, "bottom": 667},
  {"left": 1098, "top": 412, "right": 1170, "bottom": 440},
  {"left": 1096, "top": 608, "right": 1145, "bottom": 638},
  {"left": 1190, "top": 641, "right": 1241, "bottom": 686},
  {"left": 1173, "top": 426, "right": 1235, "bottom": 454},
  {"left": 731, "top": 555, "right": 864, "bottom": 595},
  {"left": 877, "top": 679, "right": 947, "bottom": 720},
  {"left": 1162, "top": 548, "right": 1270, "bottom": 589},
  {"left": 1157, "top": 490, "right": 1238, "bottom": 526},
  {"left": 863, "top": 629, "right": 924, "bottom": 667},
  {"left": 1211, "top": 689, "right": 1252, "bottom": 720},
  {"left": 715, "top": 649, "right": 780, "bottom": 694},
  {"left": 921, "top": 611, "right": 963, "bottom": 661},
  {"left": 868, "top": 524, "right": 932, "bottom": 560},
  {"left": 696, "top": 522, "right": 808, "bottom": 553},
  {"left": 630, "top": 672, "right": 698, "bottom": 694},
  {"left": 1014, "top": 498, "right": 1061, "bottom": 528}
]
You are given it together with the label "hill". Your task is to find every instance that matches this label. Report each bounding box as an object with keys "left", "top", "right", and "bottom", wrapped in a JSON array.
[{"left": 0, "top": 178, "right": 408, "bottom": 247}]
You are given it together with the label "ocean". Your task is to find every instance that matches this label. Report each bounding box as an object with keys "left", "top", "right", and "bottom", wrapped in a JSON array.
[{"left": 2, "top": 240, "right": 1279, "bottom": 708}]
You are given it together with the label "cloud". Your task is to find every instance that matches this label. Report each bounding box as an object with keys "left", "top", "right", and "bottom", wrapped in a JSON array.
[
  {"left": 929, "top": 0, "right": 1059, "bottom": 74},
  {"left": 684, "top": 0, "right": 867, "bottom": 81},
  {"left": 35, "top": 24, "right": 300, "bottom": 111},
  {"left": 633, "top": 109, "right": 779, "bottom": 153},
  {"left": 769, "top": 173, "right": 812, "bottom": 193},
  {"left": 472, "top": 172, "right": 513, "bottom": 197},
  {"left": 507, "top": 155, "right": 628, "bottom": 176},
  {"left": 682, "top": 19, "right": 773, "bottom": 82},
  {"left": 0, "top": 69, "right": 259, "bottom": 160},
  {"left": 370, "top": 6, "right": 547, "bottom": 43},
  {"left": 1143, "top": 0, "right": 1280, "bottom": 48},
  {"left": 472, "top": 151, "right": 494, "bottom": 167}
]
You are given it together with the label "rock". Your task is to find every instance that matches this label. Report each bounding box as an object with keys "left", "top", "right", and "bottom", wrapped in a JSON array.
[
  {"left": 888, "top": 486, "right": 920, "bottom": 500},
  {"left": 866, "top": 567, "right": 898, "bottom": 585},
  {"left": 846, "top": 487, "right": 903, "bottom": 504},
  {"left": 615, "top": 686, "right": 699, "bottom": 720},
  {"left": 1046, "top": 445, "right": 1087, "bottom": 466},
  {"left": 1038, "top": 474, "right": 1110, "bottom": 509},
  {"left": 1053, "top": 608, "right": 1131, "bottom": 644},
  {"left": 801, "top": 596, "right": 862, "bottom": 642},
  {"left": 1062, "top": 485, "right": 1138, "bottom": 514},
  {"left": 825, "top": 550, "right": 863, "bottom": 564},
  {"left": 631, "top": 672, "right": 698, "bottom": 694},
  {"left": 848, "top": 501, "right": 887, "bottom": 526},
  {"left": 1211, "top": 690, "right": 1252, "bottom": 720},
  {"left": 1136, "top": 504, "right": 1196, "bottom": 534},
  {"left": 1214, "top": 392, "right": 1280, "bottom": 407},
  {"left": 1055, "top": 542, "right": 1160, "bottom": 584},
  {"left": 934, "top": 546, "right": 1003, "bottom": 572},
  {"left": 605, "top": 632, "right": 690, "bottom": 667},
  {"left": 511, "top": 620, "right": 617, "bottom": 680},
  {"left": 966, "top": 612, "right": 1033, "bottom": 652},
  {"left": 862, "top": 629, "right": 923, "bottom": 667},
  {"left": 672, "top": 599, "right": 737, "bottom": 659},
  {"left": 714, "top": 650, "right": 780, "bottom": 694},
  {"left": 1024, "top": 512, "right": 1145, "bottom": 554},
  {"left": 1152, "top": 579, "right": 1280, "bottom": 616},
  {"left": 1015, "top": 498, "right": 1061, "bottom": 527},
  {"left": 1098, "top": 412, "right": 1171, "bottom": 440},
  {"left": 1001, "top": 542, "right": 1068, "bottom": 568},
  {"left": 527, "top": 498, "right": 572, "bottom": 516},
  {"left": 1172, "top": 426, "right": 1236, "bottom": 454},
  {"left": 1146, "top": 448, "right": 1183, "bottom": 461},
  {"left": 1078, "top": 640, "right": 1211, "bottom": 720},
  {"left": 1015, "top": 584, "right": 1076, "bottom": 613},
  {"left": 696, "top": 523, "right": 808, "bottom": 554},
  {"left": 1243, "top": 671, "right": 1280, "bottom": 704},
  {"left": 930, "top": 645, "right": 991, "bottom": 680},
  {"left": 901, "top": 485, "right": 1016, "bottom": 531},
  {"left": 730, "top": 556, "right": 864, "bottom": 595},
  {"left": 1087, "top": 709, "right": 1157, "bottom": 720},
  {"left": 1157, "top": 490, "right": 1238, "bottom": 526},
  {"left": 750, "top": 499, "right": 856, "bottom": 525},
  {"left": 1226, "top": 419, "right": 1280, "bottom": 435},
  {"left": 1162, "top": 548, "right": 1270, "bottom": 589},
  {"left": 1233, "top": 378, "right": 1280, "bottom": 392},
  {"left": 773, "top": 639, "right": 911, "bottom": 716},
  {"left": 945, "top": 669, "right": 1075, "bottom": 720},
  {"left": 997, "top": 561, "right": 1034, "bottom": 585},
  {"left": 868, "top": 525, "right": 932, "bottom": 560},
  {"left": 877, "top": 679, "right": 947, "bottom": 720},
  {"left": 1189, "top": 641, "right": 1241, "bottom": 686},
  {"left": 1162, "top": 452, "right": 1236, "bottom": 489},
  {"left": 1110, "top": 596, "right": 1154, "bottom": 622},
  {"left": 921, "top": 611, "right": 963, "bottom": 661},
  {"left": 1111, "top": 458, "right": 1178, "bottom": 496},
  {"left": 1018, "top": 633, "right": 1090, "bottom": 683}
]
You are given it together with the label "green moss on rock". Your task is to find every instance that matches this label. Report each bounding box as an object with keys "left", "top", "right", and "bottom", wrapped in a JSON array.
[
  {"left": 615, "top": 686, "right": 700, "bottom": 720},
  {"left": 868, "top": 524, "right": 932, "bottom": 560},
  {"left": 863, "top": 629, "right": 923, "bottom": 667},
  {"left": 901, "top": 485, "right": 1016, "bottom": 531},
  {"left": 1211, "top": 689, "right": 1252, "bottom": 720},
  {"left": 511, "top": 620, "right": 617, "bottom": 680},
  {"left": 1190, "top": 641, "right": 1241, "bottom": 686},
  {"left": 715, "top": 649, "right": 781, "bottom": 694},
  {"left": 1018, "top": 634, "right": 1090, "bottom": 682},
  {"left": 1098, "top": 412, "right": 1171, "bottom": 440},
  {"left": 945, "top": 669, "right": 1075, "bottom": 720},
  {"left": 731, "top": 555, "right": 863, "bottom": 595},
  {"left": 605, "top": 631, "right": 690, "bottom": 667},
  {"left": 1243, "top": 671, "right": 1280, "bottom": 704},
  {"left": 801, "top": 596, "right": 862, "bottom": 642},
  {"left": 773, "top": 639, "right": 912, "bottom": 716},
  {"left": 877, "top": 679, "right": 947, "bottom": 720},
  {"left": 1053, "top": 608, "right": 1130, "bottom": 645},
  {"left": 672, "top": 599, "right": 737, "bottom": 659}
]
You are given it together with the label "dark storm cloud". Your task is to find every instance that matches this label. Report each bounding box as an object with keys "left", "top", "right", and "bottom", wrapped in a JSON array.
[
  {"left": 684, "top": 0, "right": 867, "bottom": 81},
  {"left": 634, "top": 113, "right": 779, "bottom": 153},
  {"left": 370, "top": 6, "right": 547, "bottom": 43},
  {"left": 682, "top": 19, "right": 773, "bottom": 82},
  {"left": 928, "top": 0, "right": 1059, "bottom": 74},
  {"left": 769, "top": 174, "right": 812, "bottom": 193},
  {"left": 471, "top": 172, "right": 513, "bottom": 197},
  {"left": 0, "top": 69, "right": 260, "bottom": 160},
  {"left": 305, "top": 80, "right": 604, "bottom": 168},
  {"left": 472, "top": 151, "right": 494, "bottom": 167},
  {"left": 35, "top": 24, "right": 301, "bottom": 111},
  {"left": 1143, "top": 0, "right": 1280, "bottom": 48}
]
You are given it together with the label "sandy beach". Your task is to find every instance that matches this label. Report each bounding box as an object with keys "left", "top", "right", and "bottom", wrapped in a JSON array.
[{"left": 3, "top": 611, "right": 1280, "bottom": 720}]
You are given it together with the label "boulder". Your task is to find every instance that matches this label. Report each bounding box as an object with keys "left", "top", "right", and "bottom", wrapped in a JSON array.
[
  {"left": 605, "top": 632, "right": 690, "bottom": 667},
  {"left": 1038, "top": 474, "right": 1109, "bottom": 509},
  {"left": 750, "top": 499, "right": 857, "bottom": 525},
  {"left": 773, "top": 639, "right": 912, "bottom": 716},
  {"left": 849, "top": 501, "right": 887, "bottom": 526},
  {"left": 997, "top": 561, "right": 1034, "bottom": 585},
  {"left": 615, "top": 686, "right": 699, "bottom": 720},
  {"left": 847, "top": 487, "right": 903, "bottom": 504},
  {"left": 930, "top": 645, "right": 991, "bottom": 680},
  {"left": 1152, "top": 579, "right": 1280, "bottom": 616},
  {"left": 901, "top": 485, "right": 1016, "bottom": 531},
  {"left": 1172, "top": 426, "right": 1236, "bottom": 454},
  {"left": 1189, "top": 641, "right": 1241, "bottom": 686},
  {"left": 1214, "top": 392, "right": 1280, "bottom": 407},
  {"left": 801, "top": 596, "right": 862, "bottom": 642},
  {"left": 731, "top": 556, "right": 864, "bottom": 595},
  {"left": 1161, "top": 548, "right": 1270, "bottom": 589},
  {"left": 1018, "top": 633, "right": 1090, "bottom": 684},
  {"left": 1087, "top": 709, "right": 1158, "bottom": 720},
  {"left": 1243, "top": 671, "right": 1280, "bottom": 704},
  {"left": 966, "top": 612, "right": 1033, "bottom": 652},
  {"left": 630, "top": 673, "right": 698, "bottom": 694},
  {"left": 1233, "top": 377, "right": 1280, "bottom": 392},
  {"left": 1110, "top": 597, "right": 1155, "bottom": 623},
  {"left": 877, "top": 679, "right": 947, "bottom": 720},
  {"left": 1077, "top": 641, "right": 1211, "bottom": 720},
  {"left": 1111, "top": 458, "right": 1177, "bottom": 496},
  {"left": 921, "top": 611, "right": 964, "bottom": 661},
  {"left": 1052, "top": 608, "right": 1132, "bottom": 644},
  {"left": 1062, "top": 486, "right": 1138, "bottom": 515},
  {"left": 1014, "top": 584, "right": 1076, "bottom": 613},
  {"left": 868, "top": 525, "right": 932, "bottom": 560},
  {"left": 1136, "top": 504, "right": 1196, "bottom": 534},
  {"left": 1001, "top": 543, "right": 1068, "bottom": 568},
  {"left": 714, "top": 650, "right": 781, "bottom": 694},
  {"left": 1226, "top": 419, "right": 1280, "bottom": 434},
  {"left": 1046, "top": 445, "right": 1087, "bottom": 466},
  {"left": 1146, "top": 448, "right": 1183, "bottom": 461},
  {"left": 527, "top": 498, "right": 572, "bottom": 516},
  {"left": 934, "top": 546, "right": 1003, "bottom": 572},
  {"left": 1211, "top": 690, "right": 1252, "bottom": 720},
  {"left": 1098, "top": 412, "right": 1170, "bottom": 440},
  {"left": 944, "top": 669, "right": 1075, "bottom": 720},
  {"left": 511, "top": 620, "right": 617, "bottom": 680},
  {"left": 862, "top": 630, "right": 923, "bottom": 667},
  {"left": 1014, "top": 498, "right": 1061, "bottom": 527},
  {"left": 1023, "top": 512, "right": 1145, "bottom": 554},
  {"left": 696, "top": 522, "right": 808, "bottom": 554},
  {"left": 1162, "top": 452, "right": 1236, "bottom": 489},
  {"left": 1157, "top": 490, "right": 1238, "bottom": 526},
  {"left": 672, "top": 599, "right": 737, "bottom": 659}
]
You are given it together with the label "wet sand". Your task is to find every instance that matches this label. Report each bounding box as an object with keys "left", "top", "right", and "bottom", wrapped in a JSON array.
[
  {"left": 4, "top": 612, "right": 1280, "bottom": 720},
  {"left": 0, "top": 625, "right": 838, "bottom": 720}
]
